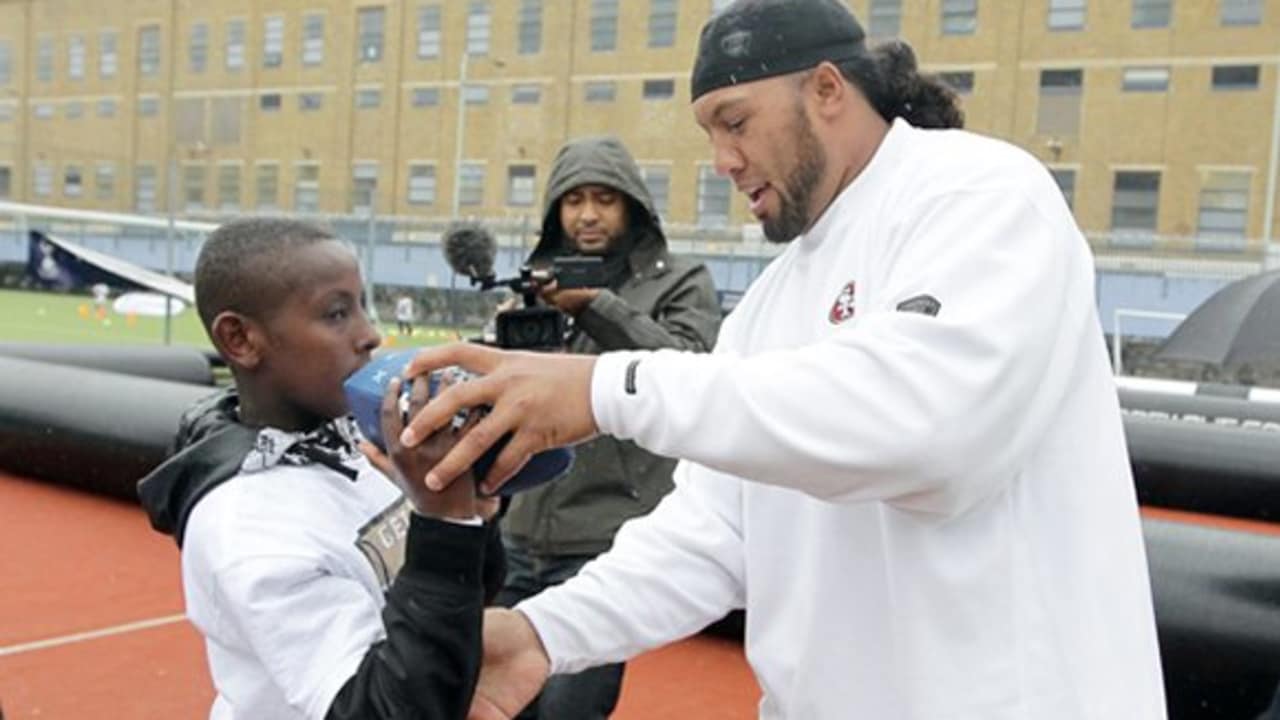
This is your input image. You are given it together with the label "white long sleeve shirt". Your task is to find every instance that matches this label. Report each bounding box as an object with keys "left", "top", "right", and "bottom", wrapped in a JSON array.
[{"left": 519, "top": 120, "right": 1167, "bottom": 719}]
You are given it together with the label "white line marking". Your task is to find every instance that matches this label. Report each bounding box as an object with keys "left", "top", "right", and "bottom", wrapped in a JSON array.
[{"left": 0, "top": 613, "right": 188, "bottom": 657}]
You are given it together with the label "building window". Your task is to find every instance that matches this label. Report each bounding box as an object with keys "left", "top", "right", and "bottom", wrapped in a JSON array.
[
  {"left": 940, "top": 71, "right": 974, "bottom": 94},
  {"left": 351, "top": 163, "right": 378, "bottom": 214},
  {"left": 138, "top": 25, "right": 161, "bottom": 77},
  {"left": 697, "top": 166, "right": 731, "bottom": 227},
  {"left": 260, "top": 93, "right": 282, "bottom": 112},
  {"left": 302, "top": 13, "right": 325, "bottom": 66},
  {"left": 1122, "top": 66, "right": 1169, "bottom": 92},
  {"left": 1037, "top": 69, "right": 1083, "bottom": 136},
  {"left": 941, "top": 0, "right": 978, "bottom": 35},
  {"left": 356, "top": 88, "right": 382, "bottom": 108},
  {"left": 37, "top": 37, "right": 54, "bottom": 82},
  {"left": 1196, "top": 171, "right": 1250, "bottom": 247},
  {"left": 68, "top": 35, "right": 86, "bottom": 79},
  {"left": 0, "top": 105, "right": 12, "bottom": 123},
  {"left": 33, "top": 163, "right": 54, "bottom": 198},
  {"left": 263, "top": 16, "right": 285, "bottom": 68},
  {"left": 649, "top": 0, "right": 678, "bottom": 48},
  {"left": 1049, "top": 168, "right": 1076, "bottom": 210},
  {"left": 299, "top": 92, "right": 323, "bottom": 111},
  {"left": 507, "top": 165, "right": 536, "bottom": 206},
  {"left": 95, "top": 164, "right": 116, "bottom": 200},
  {"left": 467, "top": 2, "right": 491, "bottom": 56},
  {"left": 463, "top": 84, "right": 490, "bottom": 105},
  {"left": 138, "top": 96, "right": 160, "bottom": 117},
  {"left": 511, "top": 84, "right": 541, "bottom": 104},
  {"left": 518, "top": 0, "right": 542, "bottom": 55},
  {"left": 868, "top": 0, "right": 902, "bottom": 37},
  {"left": 355, "top": 7, "right": 384, "bottom": 63},
  {"left": 1048, "top": 0, "right": 1086, "bottom": 30},
  {"left": 0, "top": 42, "right": 10, "bottom": 85},
  {"left": 34, "top": 103, "right": 55, "bottom": 119},
  {"left": 1111, "top": 171, "right": 1160, "bottom": 240},
  {"left": 100, "top": 32, "right": 118, "bottom": 78},
  {"left": 417, "top": 5, "right": 442, "bottom": 59},
  {"left": 184, "top": 165, "right": 207, "bottom": 211},
  {"left": 591, "top": 0, "right": 619, "bottom": 51},
  {"left": 212, "top": 97, "right": 243, "bottom": 145},
  {"left": 459, "top": 162, "right": 485, "bottom": 206},
  {"left": 175, "top": 98, "right": 206, "bottom": 144},
  {"left": 190, "top": 23, "right": 209, "bottom": 73},
  {"left": 1221, "top": 0, "right": 1262, "bottom": 25},
  {"left": 408, "top": 164, "right": 436, "bottom": 205},
  {"left": 97, "top": 99, "right": 117, "bottom": 117},
  {"left": 640, "top": 165, "right": 670, "bottom": 218},
  {"left": 64, "top": 166, "right": 83, "bottom": 198},
  {"left": 357, "top": 6, "right": 385, "bottom": 63},
  {"left": 1131, "top": 0, "right": 1171, "bottom": 28},
  {"left": 226, "top": 20, "right": 247, "bottom": 71},
  {"left": 134, "top": 165, "right": 158, "bottom": 212},
  {"left": 65, "top": 101, "right": 84, "bottom": 119},
  {"left": 216, "top": 165, "right": 241, "bottom": 210},
  {"left": 643, "top": 79, "right": 675, "bottom": 100},
  {"left": 1212, "top": 64, "right": 1260, "bottom": 90},
  {"left": 0, "top": 166, "right": 9, "bottom": 198},
  {"left": 585, "top": 81, "right": 616, "bottom": 103},
  {"left": 412, "top": 87, "right": 440, "bottom": 107},
  {"left": 295, "top": 164, "right": 320, "bottom": 212},
  {"left": 255, "top": 164, "right": 279, "bottom": 209}
]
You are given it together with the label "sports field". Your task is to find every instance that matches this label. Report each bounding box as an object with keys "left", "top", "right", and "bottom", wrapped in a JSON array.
[{"left": 0, "top": 288, "right": 462, "bottom": 350}]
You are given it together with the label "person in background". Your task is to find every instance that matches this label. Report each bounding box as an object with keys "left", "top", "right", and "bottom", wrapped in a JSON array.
[
  {"left": 395, "top": 294, "right": 416, "bottom": 337},
  {"left": 494, "top": 134, "right": 721, "bottom": 720}
]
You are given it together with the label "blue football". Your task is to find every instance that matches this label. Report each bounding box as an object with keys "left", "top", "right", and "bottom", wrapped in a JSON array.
[{"left": 343, "top": 349, "right": 573, "bottom": 495}]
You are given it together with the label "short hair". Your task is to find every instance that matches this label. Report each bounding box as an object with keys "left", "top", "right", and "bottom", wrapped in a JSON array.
[{"left": 194, "top": 217, "right": 338, "bottom": 332}]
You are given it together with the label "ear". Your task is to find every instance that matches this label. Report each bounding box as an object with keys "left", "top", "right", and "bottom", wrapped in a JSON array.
[
  {"left": 808, "top": 62, "right": 848, "bottom": 120},
  {"left": 210, "top": 311, "right": 265, "bottom": 370}
]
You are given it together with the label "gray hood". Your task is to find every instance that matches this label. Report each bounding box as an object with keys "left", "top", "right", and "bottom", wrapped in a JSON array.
[{"left": 531, "top": 135, "right": 664, "bottom": 266}]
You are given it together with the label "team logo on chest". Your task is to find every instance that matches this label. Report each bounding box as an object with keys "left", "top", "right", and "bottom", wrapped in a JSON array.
[{"left": 828, "top": 281, "right": 857, "bottom": 324}]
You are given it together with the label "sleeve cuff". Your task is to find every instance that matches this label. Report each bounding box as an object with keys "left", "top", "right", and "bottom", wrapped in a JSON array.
[
  {"left": 402, "top": 512, "right": 487, "bottom": 587},
  {"left": 590, "top": 351, "right": 646, "bottom": 440}
]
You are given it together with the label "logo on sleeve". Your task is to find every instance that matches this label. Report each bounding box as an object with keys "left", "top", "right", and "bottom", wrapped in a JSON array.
[
  {"left": 896, "top": 294, "right": 941, "bottom": 317},
  {"left": 828, "top": 281, "right": 857, "bottom": 324}
]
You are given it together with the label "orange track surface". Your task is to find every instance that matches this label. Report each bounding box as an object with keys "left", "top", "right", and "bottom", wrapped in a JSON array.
[{"left": 0, "top": 472, "right": 760, "bottom": 719}]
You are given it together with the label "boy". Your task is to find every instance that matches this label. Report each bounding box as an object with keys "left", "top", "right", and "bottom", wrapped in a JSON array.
[{"left": 138, "top": 218, "right": 501, "bottom": 720}]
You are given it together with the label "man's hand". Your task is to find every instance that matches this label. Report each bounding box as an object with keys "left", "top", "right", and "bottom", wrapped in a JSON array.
[
  {"left": 539, "top": 280, "right": 599, "bottom": 316},
  {"left": 398, "top": 343, "right": 598, "bottom": 494},
  {"left": 360, "top": 375, "right": 477, "bottom": 520},
  {"left": 468, "top": 608, "right": 551, "bottom": 720}
]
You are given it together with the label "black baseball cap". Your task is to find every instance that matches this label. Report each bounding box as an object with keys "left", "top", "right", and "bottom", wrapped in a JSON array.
[{"left": 691, "top": 0, "right": 868, "bottom": 101}]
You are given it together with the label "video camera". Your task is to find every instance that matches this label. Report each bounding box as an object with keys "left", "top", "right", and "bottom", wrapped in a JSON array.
[{"left": 443, "top": 222, "right": 610, "bottom": 350}]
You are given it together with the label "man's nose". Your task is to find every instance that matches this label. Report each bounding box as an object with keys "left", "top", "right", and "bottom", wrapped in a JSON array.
[{"left": 711, "top": 137, "right": 744, "bottom": 177}]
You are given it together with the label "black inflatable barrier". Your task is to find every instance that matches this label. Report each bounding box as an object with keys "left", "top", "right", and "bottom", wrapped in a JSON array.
[
  {"left": 1145, "top": 516, "right": 1280, "bottom": 718},
  {"left": 0, "top": 342, "right": 216, "bottom": 386},
  {"left": 1125, "top": 414, "right": 1280, "bottom": 522},
  {"left": 1120, "top": 387, "right": 1280, "bottom": 428},
  {"left": 0, "top": 355, "right": 215, "bottom": 499}
]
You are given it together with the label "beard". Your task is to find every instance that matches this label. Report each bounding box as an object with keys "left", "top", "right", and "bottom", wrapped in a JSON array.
[{"left": 762, "top": 105, "right": 827, "bottom": 244}]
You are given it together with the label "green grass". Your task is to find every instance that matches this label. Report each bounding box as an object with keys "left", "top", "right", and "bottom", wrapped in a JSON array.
[{"left": 0, "top": 288, "right": 465, "bottom": 351}]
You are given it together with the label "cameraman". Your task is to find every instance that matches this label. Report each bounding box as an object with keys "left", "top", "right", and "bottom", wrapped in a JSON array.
[{"left": 497, "top": 134, "right": 721, "bottom": 720}]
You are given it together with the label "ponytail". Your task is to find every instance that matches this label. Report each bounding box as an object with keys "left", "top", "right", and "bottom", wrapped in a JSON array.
[{"left": 836, "top": 39, "right": 965, "bottom": 130}]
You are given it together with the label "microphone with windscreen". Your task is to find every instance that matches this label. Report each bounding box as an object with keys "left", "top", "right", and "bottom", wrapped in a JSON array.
[{"left": 443, "top": 222, "right": 497, "bottom": 287}]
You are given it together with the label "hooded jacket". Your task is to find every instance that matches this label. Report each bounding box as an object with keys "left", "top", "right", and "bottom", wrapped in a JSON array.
[
  {"left": 504, "top": 135, "right": 722, "bottom": 555},
  {"left": 137, "top": 389, "right": 505, "bottom": 720}
]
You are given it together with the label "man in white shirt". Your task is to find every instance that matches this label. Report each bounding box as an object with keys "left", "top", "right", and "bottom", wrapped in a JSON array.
[{"left": 399, "top": 1, "right": 1167, "bottom": 717}]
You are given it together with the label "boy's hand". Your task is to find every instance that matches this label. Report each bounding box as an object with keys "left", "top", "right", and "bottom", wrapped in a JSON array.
[{"left": 361, "top": 376, "right": 478, "bottom": 520}]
